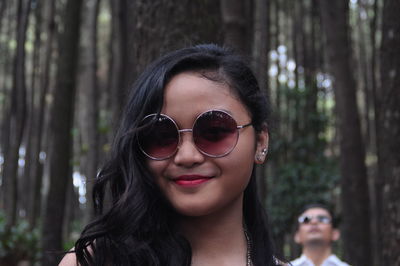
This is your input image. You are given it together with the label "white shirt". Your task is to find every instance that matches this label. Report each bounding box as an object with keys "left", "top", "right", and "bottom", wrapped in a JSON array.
[{"left": 290, "top": 254, "right": 350, "bottom": 266}]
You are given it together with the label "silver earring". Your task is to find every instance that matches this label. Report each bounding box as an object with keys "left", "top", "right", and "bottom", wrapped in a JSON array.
[{"left": 261, "top": 148, "right": 268, "bottom": 155}]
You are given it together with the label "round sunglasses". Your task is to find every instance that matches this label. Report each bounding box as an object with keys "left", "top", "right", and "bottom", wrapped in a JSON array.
[
  {"left": 137, "top": 109, "right": 252, "bottom": 160},
  {"left": 298, "top": 215, "right": 331, "bottom": 224}
]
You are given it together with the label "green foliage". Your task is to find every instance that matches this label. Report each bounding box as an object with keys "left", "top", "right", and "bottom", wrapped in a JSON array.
[
  {"left": 266, "top": 85, "right": 339, "bottom": 238},
  {"left": 0, "top": 211, "right": 40, "bottom": 263},
  {"left": 267, "top": 154, "right": 339, "bottom": 236}
]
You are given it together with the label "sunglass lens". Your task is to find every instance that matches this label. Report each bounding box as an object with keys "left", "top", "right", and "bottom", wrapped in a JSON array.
[
  {"left": 138, "top": 115, "right": 179, "bottom": 159},
  {"left": 299, "top": 215, "right": 311, "bottom": 224},
  {"left": 193, "top": 111, "right": 238, "bottom": 157},
  {"left": 317, "top": 216, "right": 331, "bottom": 224}
]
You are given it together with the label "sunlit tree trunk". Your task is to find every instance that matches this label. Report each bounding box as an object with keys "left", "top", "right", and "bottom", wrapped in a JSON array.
[
  {"left": 378, "top": 0, "right": 400, "bottom": 264},
  {"left": 320, "top": 1, "right": 372, "bottom": 265},
  {"left": 41, "top": 0, "right": 83, "bottom": 264}
]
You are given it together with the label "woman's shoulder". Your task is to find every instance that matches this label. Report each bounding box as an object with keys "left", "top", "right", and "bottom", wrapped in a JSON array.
[
  {"left": 59, "top": 250, "right": 78, "bottom": 266},
  {"left": 59, "top": 244, "right": 95, "bottom": 266}
]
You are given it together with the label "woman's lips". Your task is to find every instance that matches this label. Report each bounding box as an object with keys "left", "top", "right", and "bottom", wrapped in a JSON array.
[{"left": 173, "top": 175, "right": 212, "bottom": 187}]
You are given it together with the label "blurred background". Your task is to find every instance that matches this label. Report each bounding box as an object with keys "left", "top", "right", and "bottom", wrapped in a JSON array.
[{"left": 0, "top": 0, "right": 399, "bottom": 265}]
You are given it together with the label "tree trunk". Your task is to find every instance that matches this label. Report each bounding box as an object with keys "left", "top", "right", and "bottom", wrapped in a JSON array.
[
  {"left": 23, "top": 0, "right": 42, "bottom": 225},
  {"left": 107, "top": 0, "right": 221, "bottom": 126},
  {"left": 108, "top": 0, "right": 127, "bottom": 128},
  {"left": 80, "top": 0, "right": 101, "bottom": 224},
  {"left": 28, "top": 0, "right": 56, "bottom": 228},
  {"left": 252, "top": 0, "right": 270, "bottom": 204},
  {"left": 41, "top": 0, "right": 83, "bottom": 265},
  {"left": 220, "top": 0, "right": 249, "bottom": 54},
  {"left": 292, "top": 0, "right": 300, "bottom": 133},
  {"left": 0, "top": 1, "right": 6, "bottom": 23},
  {"left": 0, "top": 1, "right": 13, "bottom": 211},
  {"left": 378, "top": 0, "right": 400, "bottom": 264},
  {"left": 2, "top": 0, "right": 31, "bottom": 228},
  {"left": 320, "top": 1, "right": 372, "bottom": 265},
  {"left": 252, "top": 0, "right": 270, "bottom": 96},
  {"left": 369, "top": 0, "right": 382, "bottom": 265},
  {"left": 355, "top": 1, "right": 373, "bottom": 150}
]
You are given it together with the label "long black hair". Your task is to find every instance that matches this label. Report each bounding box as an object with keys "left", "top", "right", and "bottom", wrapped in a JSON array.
[{"left": 74, "top": 44, "right": 278, "bottom": 266}]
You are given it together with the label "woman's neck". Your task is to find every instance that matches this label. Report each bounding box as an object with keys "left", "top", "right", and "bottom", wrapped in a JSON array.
[{"left": 180, "top": 195, "right": 248, "bottom": 266}]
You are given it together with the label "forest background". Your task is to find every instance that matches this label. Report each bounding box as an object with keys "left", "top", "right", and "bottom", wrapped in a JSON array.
[{"left": 0, "top": 0, "right": 399, "bottom": 265}]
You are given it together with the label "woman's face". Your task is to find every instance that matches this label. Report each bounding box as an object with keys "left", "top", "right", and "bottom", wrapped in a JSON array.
[{"left": 146, "top": 72, "right": 268, "bottom": 217}]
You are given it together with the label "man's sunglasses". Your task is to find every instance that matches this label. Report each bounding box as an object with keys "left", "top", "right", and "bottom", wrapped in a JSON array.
[
  {"left": 298, "top": 215, "right": 332, "bottom": 224},
  {"left": 137, "top": 109, "right": 252, "bottom": 160}
]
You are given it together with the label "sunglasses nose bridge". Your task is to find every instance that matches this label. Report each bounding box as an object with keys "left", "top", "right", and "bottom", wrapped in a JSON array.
[
  {"left": 176, "top": 128, "right": 195, "bottom": 149},
  {"left": 174, "top": 128, "right": 206, "bottom": 164},
  {"left": 178, "top": 128, "right": 193, "bottom": 133}
]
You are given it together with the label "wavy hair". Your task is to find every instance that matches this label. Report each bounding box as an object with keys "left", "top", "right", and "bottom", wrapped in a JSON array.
[{"left": 74, "top": 44, "right": 277, "bottom": 266}]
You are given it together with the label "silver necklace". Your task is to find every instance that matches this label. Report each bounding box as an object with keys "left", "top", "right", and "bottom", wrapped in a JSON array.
[{"left": 244, "top": 227, "right": 253, "bottom": 266}]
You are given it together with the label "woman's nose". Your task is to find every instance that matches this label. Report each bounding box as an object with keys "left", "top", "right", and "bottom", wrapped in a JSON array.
[{"left": 173, "top": 133, "right": 205, "bottom": 167}]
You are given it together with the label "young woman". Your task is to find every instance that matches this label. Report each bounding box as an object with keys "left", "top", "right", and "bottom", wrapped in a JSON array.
[{"left": 60, "top": 44, "right": 280, "bottom": 266}]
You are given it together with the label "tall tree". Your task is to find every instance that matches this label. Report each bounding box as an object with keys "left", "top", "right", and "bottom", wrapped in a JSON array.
[
  {"left": 378, "top": 0, "right": 400, "bottom": 264},
  {"left": 220, "top": 0, "right": 250, "bottom": 54},
  {"left": 41, "top": 0, "right": 83, "bottom": 265},
  {"left": 106, "top": 0, "right": 221, "bottom": 127},
  {"left": 319, "top": 1, "right": 372, "bottom": 265},
  {"left": 27, "top": 0, "right": 56, "bottom": 228},
  {"left": 80, "top": 0, "right": 101, "bottom": 223},
  {"left": 108, "top": 0, "right": 128, "bottom": 126},
  {"left": 252, "top": 0, "right": 270, "bottom": 203},
  {"left": 2, "top": 0, "right": 32, "bottom": 228},
  {"left": 0, "top": 1, "right": 6, "bottom": 22},
  {"left": 0, "top": 1, "right": 13, "bottom": 209},
  {"left": 22, "top": 0, "right": 43, "bottom": 226}
]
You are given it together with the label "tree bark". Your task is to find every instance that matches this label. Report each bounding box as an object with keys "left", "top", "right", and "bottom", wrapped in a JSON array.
[
  {"left": 2, "top": 0, "right": 31, "bottom": 228},
  {"left": 41, "top": 0, "right": 83, "bottom": 265},
  {"left": 81, "top": 0, "right": 101, "bottom": 223},
  {"left": 22, "top": 0, "right": 42, "bottom": 225},
  {"left": 369, "top": 1, "right": 381, "bottom": 265},
  {"left": 108, "top": 0, "right": 127, "bottom": 127},
  {"left": 0, "top": 1, "right": 6, "bottom": 24},
  {"left": 27, "top": 0, "right": 56, "bottom": 228},
  {"left": 0, "top": 1, "right": 13, "bottom": 211},
  {"left": 252, "top": 0, "right": 270, "bottom": 204},
  {"left": 378, "top": 0, "right": 400, "bottom": 264},
  {"left": 107, "top": 0, "right": 221, "bottom": 126},
  {"left": 220, "top": 0, "right": 249, "bottom": 54},
  {"left": 320, "top": 1, "right": 372, "bottom": 265}
]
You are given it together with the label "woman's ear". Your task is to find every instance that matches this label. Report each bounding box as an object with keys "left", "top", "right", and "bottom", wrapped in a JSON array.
[{"left": 254, "top": 125, "right": 269, "bottom": 164}]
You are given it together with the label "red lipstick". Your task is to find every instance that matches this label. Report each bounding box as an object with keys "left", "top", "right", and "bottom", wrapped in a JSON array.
[{"left": 173, "top": 175, "right": 211, "bottom": 187}]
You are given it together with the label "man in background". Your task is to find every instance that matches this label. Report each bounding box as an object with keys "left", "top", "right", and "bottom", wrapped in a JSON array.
[{"left": 290, "top": 204, "right": 350, "bottom": 266}]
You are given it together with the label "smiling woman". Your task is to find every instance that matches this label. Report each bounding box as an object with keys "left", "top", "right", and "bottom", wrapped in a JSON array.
[{"left": 59, "top": 44, "right": 282, "bottom": 266}]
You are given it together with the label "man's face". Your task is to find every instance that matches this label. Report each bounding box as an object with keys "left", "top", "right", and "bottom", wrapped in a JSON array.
[{"left": 295, "top": 207, "right": 339, "bottom": 247}]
